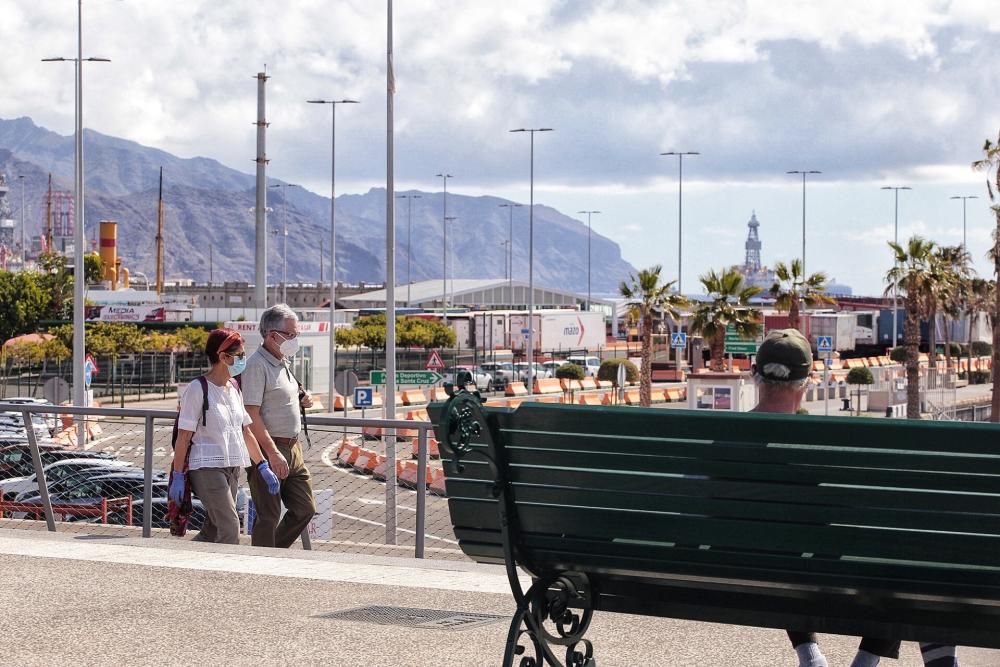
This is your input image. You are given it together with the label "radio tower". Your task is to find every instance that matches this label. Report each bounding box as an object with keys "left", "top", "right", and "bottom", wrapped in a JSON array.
[{"left": 744, "top": 210, "right": 762, "bottom": 273}]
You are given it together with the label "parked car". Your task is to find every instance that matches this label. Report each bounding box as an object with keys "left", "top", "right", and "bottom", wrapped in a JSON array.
[
  {"left": 480, "top": 362, "right": 515, "bottom": 387},
  {"left": 13, "top": 465, "right": 154, "bottom": 501},
  {"left": 103, "top": 498, "right": 207, "bottom": 531},
  {"left": 442, "top": 366, "right": 493, "bottom": 391},
  {"left": 1, "top": 458, "right": 135, "bottom": 500},
  {"left": 513, "top": 362, "right": 553, "bottom": 382},
  {"left": 541, "top": 360, "right": 568, "bottom": 376},
  {"left": 18, "top": 472, "right": 168, "bottom": 506},
  {"left": 566, "top": 355, "right": 602, "bottom": 377},
  {"left": 0, "top": 444, "right": 115, "bottom": 480}
]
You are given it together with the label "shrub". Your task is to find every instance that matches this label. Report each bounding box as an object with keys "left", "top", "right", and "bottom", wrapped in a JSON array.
[
  {"left": 598, "top": 358, "right": 639, "bottom": 385},
  {"left": 846, "top": 366, "right": 874, "bottom": 385},
  {"left": 971, "top": 341, "right": 993, "bottom": 357},
  {"left": 970, "top": 370, "right": 991, "bottom": 384},
  {"left": 554, "top": 363, "right": 584, "bottom": 380},
  {"left": 889, "top": 347, "right": 907, "bottom": 363},
  {"left": 940, "top": 342, "right": 962, "bottom": 357}
]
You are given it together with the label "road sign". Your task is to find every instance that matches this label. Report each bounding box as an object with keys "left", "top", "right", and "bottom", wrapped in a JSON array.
[
  {"left": 520, "top": 328, "right": 530, "bottom": 335},
  {"left": 370, "top": 370, "right": 444, "bottom": 386},
  {"left": 817, "top": 335, "right": 834, "bottom": 353},
  {"left": 353, "top": 386, "right": 374, "bottom": 408},
  {"left": 724, "top": 326, "right": 759, "bottom": 355},
  {"left": 670, "top": 332, "right": 687, "bottom": 349},
  {"left": 425, "top": 349, "right": 445, "bottom": 370}
]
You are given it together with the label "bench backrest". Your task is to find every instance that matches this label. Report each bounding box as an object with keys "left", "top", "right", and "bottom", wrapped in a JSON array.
[{"left": 431, "top": 400, "right": 1000, "bottom": 608}]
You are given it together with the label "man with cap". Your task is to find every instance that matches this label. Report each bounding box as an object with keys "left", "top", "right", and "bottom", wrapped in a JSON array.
[{"left": 752, "top": 329, "right": 956, "bottom": 667}]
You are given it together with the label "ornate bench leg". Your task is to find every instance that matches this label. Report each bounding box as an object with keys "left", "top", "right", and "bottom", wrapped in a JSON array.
[{"left": 503, "top": 576, "right": 597, "bottom": 666}]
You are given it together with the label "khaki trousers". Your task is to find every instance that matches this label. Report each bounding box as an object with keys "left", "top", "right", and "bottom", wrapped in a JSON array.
[
  {"left": 247, "top": 440, "right": 316, "bottom": 548},
  {"left": 188, "top": 466, "right": 241, "bottom": 545}
]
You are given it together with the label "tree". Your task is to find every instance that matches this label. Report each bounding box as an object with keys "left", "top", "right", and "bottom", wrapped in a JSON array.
[
  {"left": 0, "top": 271, "right": 53, "bottom": 342},
  {"left": 689, "top": 268, "right": 762, "bottom": 371},
  {"left": 846, "top": 366, "right": 874, "bottom": 416},
  {"left": 84, "top": 252, "right": 104, "bottom": 285},
  {"left": 965, "top": 277, "right": 996, "bottom": 377},
  {"left": 37, "top": 252, "right": 73, "bottom": 320},
  {"left": 769, "top": 258, "right": 834, "bottom": 330},
  {"left": 932, "top": 245, "right": 972, "bottom": 375},
  {"left": 972, "top": 134, "right": 1000, "bottom": 421},
  {"left": 619, "top": 265, "right": 689, "bottom": 407},
  {"left": 885, "top": 236, "right": 937, "bottom": 419},
  {"left": 597, "top": 358, "right": 639, "bottom": 385}
]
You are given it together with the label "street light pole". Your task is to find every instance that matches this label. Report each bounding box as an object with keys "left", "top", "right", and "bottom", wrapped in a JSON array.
[
  {"left": 307, "top": 98, "right": 358, "bottom": 407},
  {"left": 498, "top": 203, "right": 521, "bottom": 307},
  {"left": 43, "top": 1, "right": 110, "bottom": 438},
  {"left": 435, "top": 173, "right": 452, "bottom": 323},
  {"left": 509, "top": 127, "right": 553, "bottom": 393},
  {"left": 950, "top": 195, "right": 978, "bottom": 250},
  {"left": 444, "top": 216, "right": 457, "bottom": 313},
  {"left": 17, "top": 175, "right": 25, "bottom": 269},
  {"left": 577, "top": 210, "right": 600, "bottom": 310},
  {"left": 787, "top": 170, "right": 821, "bottom": 279},
  {"left": 269, "top": 183, "right": 299, "bottom": 304},
  {"left": 397, "top": 193, "right": 421, "bottom": 305},
  {"left": 882, "top": 186, "right": 912, "bottom": 348},
  {"left": 660, "top": 151, "right": 698, "bottom": 293}
]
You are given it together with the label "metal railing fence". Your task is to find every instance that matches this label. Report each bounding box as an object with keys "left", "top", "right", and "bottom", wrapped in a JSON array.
[{"left": 0, "top": 402, "right": 452, "bottom": 560}]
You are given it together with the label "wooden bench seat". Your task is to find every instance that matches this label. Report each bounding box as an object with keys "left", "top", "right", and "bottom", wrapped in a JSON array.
[{"left": 430, "top": 395, "right": 1000, "bottom": 664}]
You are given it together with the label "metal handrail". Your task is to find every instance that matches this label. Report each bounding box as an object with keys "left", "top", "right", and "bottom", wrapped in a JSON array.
[{"left": 0, "top": 402, "right": 435, "bottom": 558}]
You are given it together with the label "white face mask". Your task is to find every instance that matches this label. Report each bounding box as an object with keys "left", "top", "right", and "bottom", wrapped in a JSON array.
[{"left": 278, "top": 335, "right": 299, "bottom": 358}]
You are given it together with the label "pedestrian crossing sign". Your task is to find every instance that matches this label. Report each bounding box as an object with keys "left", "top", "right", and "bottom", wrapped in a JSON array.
[
  {"left": 671, "top": 332, "right": 687, "bottom": 349},
  {"left": 817, "top": 336, "right": 833, "bottom": 353}
]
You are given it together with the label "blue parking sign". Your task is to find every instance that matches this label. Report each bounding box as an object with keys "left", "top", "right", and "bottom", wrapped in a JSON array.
[{"left": 353, "top": 386, "right": 374, "bottom": 408}]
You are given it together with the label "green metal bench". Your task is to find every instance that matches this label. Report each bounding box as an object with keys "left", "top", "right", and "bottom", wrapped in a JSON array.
[{"left": 429, "top": 389, "right": 1000, "bottom": 667}]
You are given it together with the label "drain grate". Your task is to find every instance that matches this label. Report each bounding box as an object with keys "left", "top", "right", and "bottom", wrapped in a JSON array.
[{"left": 317, "top": 605, "right": 504, "bottom": 631}]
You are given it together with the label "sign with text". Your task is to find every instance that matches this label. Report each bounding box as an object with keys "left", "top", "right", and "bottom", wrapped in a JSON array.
[
  {"left": 724, "top": 325, "right": 760, "bottom": 355},
  {"left": 353, "top": 386, "right": 374, "bottom": 408},
  {"left": 370, "top": 370, "right": 444, "bottom": 386}
]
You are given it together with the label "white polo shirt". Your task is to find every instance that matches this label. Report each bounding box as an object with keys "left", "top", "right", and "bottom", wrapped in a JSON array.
[{"left": 178, "top": 378, "right": 252, "bottom": 470}]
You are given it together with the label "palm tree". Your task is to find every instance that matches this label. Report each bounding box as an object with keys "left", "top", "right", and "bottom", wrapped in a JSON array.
[
  {"left": 619, "top": 265, "right": 689, "bottom": 407},
  {"left": 972, "top": 135, "right": 1000, "bottom": 421},
  {"left": 932, "top": 245, "right": 972, "bottom": 375},
  {"left": 885, "top": 236, "right": 937, "bottom": 419},
  {"left": 769, "top": 259, "right": 835, "bottom": 330},
  {"left": 965, "top": 277, "right": 995, "bottom": 378},
  {"left": 689, "top": 268, "right": 762, "bottom": 371}
]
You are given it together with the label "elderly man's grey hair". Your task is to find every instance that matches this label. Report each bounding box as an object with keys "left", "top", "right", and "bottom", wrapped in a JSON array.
[
  {"left": 752, "top": 364, "right": 810, "bottom": 389},
  {"left": 259, "top": 303, "right": 298, "bottom": 335}
]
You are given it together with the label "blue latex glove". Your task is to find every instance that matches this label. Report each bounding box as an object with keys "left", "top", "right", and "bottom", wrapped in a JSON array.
[
  {"left": 258, "top": 460, "right": 280, "bottom": 495},
  {"left": 168, "top": 471, "right": 186, "bottom": 504}
]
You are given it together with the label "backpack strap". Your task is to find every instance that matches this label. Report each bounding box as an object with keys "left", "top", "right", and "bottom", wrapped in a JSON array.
[{"left": 197, "top": 375, "right": 209, "bottom": 426}]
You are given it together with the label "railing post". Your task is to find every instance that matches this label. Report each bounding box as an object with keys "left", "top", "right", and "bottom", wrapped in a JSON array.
[
  {"left": 385, "top": 427, "right": 397, "bottom": 545},
  {"left": 142, "top": 415, "right": 154, "bottom": 538},
  {"left": 415, "top": 426, "right": 428, "bottom": 558},
  {"left": 23, "top": 408, "right": 56, "bottom": 531}
]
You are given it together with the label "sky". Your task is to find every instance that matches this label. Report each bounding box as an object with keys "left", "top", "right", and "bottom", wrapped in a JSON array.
[{"left": 4, "top": 0, "right": 1000, "bottom": 296}]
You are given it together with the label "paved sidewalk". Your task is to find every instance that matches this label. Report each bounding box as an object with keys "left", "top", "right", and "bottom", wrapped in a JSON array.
[{"left": 1, "top": 529, "right": 997, "bottom": 666}]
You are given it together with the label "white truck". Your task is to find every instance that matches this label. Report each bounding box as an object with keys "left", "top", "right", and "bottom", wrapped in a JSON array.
[{"left": 471, "top": 310, "right": 606, "bottom": 353}]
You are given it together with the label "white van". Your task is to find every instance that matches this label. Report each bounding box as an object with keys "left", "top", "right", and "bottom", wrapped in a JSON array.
[{"left": 566, "top": 356, "right": 601, "bottom": 377}]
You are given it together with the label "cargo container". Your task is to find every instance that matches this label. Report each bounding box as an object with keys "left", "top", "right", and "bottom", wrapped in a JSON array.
[
  {"left": 482, "top": 310, "right": 606, "bottom": 353},
  {"left": 762, "top": 313, "right": 811, "bottom": 341},
  {"left": 810, "top": 312, "right": 857, "bottom": 352}
]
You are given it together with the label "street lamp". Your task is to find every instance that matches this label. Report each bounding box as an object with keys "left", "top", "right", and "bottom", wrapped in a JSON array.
[
  {"left": 787, "top": 170, "right": 821, "bottom": 279},
  {"left": 577, "top": 210, "right": 600, "bottom": 310},
  {"left": 882, "top": 186, "right": 912, "bottom": 348},
  {"left": 397, "top": 193, "right": 421, "bottom": 305},
  {"left": 950, "top": 195, "right": 978, "bottom": 250},
  {"left": 43, "top": 0, "right": 110, "bottom": 435},
  {"left": 509, "top": 127, "right": 553, "bottom": 392},
  {"left": 660, "top": 151, "right": 698, "bottom": 293},
  {"left": 435, "top": 173, "right": 452, "bottom": 322},
  {"left": 444, "top": 216, "right": 457, "bottom": 313},
  {"left": 498, "top": 203, "right": 522, "bottom": 307},
  {"left": 16, "top": 175, "right": 25, "bottom": 269},
  {"left": 307, "top": 98, "right": 358, "bottom": 406},
  {"left": 269, "top": 183, "right": 299, "bottom": 303}
]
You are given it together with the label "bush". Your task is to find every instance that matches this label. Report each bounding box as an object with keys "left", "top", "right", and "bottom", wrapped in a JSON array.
[
  {"left": 970, "top": 370, "right": 991, "bottom": 384},
  {"left": 889, "top": 347, "right": 907, "bottom": 363},
  {"left": 598, "top": 358, "right": 639, "bottom": 385},
  {"left": 846, "top": 366, "right": 874, "bottom": 385},
  {"left": 971, "top": 341, "right": 993, "bottom": 357},
  {"left": 939, "top": 342, "right": 962, "bottom": 357},
  {"left": 554, "top": 363, "right": 584, "bottom": 380}
]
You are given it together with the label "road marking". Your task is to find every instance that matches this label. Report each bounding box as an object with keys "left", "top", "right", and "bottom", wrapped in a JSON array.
[
  {"left": 355, "top": 497, "right": 417, "bottom": 513},
  {"left": 330, "top": 511, "right": 458, "bottom": 545}
]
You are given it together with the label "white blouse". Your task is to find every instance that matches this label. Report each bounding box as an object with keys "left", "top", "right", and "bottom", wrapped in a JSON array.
[{"left": 177, "top": 379, "right": 253, "bottom": 470}]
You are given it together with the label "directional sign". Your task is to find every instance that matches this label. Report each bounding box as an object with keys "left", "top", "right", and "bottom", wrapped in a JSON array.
[
  {"left": 370, "top": 370, "right": 444, "bottom": 386},
  {"left": 353, "top": 386, "right": 374, "bottom": 408},
  {"left": 724, "top": 325, "right": 760, "bottom": 355},
  {"left": 425, "top": 349, "right": 445, "bottom": 370},
  {"left": 670, "top": 332, "right": 687, "bottom": 349},
  {"left": 817, "top": 335, "right": 834, "bottom": 353}
]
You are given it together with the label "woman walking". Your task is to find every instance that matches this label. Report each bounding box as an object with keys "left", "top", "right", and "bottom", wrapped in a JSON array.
[{"left": 169, "top": 328, "right": 280, "bottom": 544}]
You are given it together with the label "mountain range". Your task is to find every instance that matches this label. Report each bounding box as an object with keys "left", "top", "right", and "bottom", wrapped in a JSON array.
[{"left": 0, "top": 116, "right": 637, "bottom": 294}]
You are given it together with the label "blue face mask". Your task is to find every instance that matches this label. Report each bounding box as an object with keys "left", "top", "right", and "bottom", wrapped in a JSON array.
[{"left": 228, "top": 356, "right": 247, "bottom": 377}]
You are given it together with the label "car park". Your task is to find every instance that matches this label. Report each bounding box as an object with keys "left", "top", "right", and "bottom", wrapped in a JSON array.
[
  {"left": 513, "top": 362, "right": 553, "bottom": 382},
  {"left": 1, "top": 458, "right": 135, "bottom": 500},
  {"left": 541, "top": 360, "right": 568, "bottom": 376},
  {"left": 0, "top": 445, "right": 116, "bottom": 480},
  {"left": 566, "top": 355, "right": 602, "bottom": 377},
  {"left": 17, "top": 472, "right": 168, "bottom": 507},
  {"left": 103, "top": 498, "right": 207, "bottom": 531},
  {"left": 479, "top": 361, "right": 515, "bottom": 387},
  {"left": 13, "top": 465, "right": 154, "bottom": 501},
  {"left": 442, "top": 366, "right": 494, "bottom": 391}
]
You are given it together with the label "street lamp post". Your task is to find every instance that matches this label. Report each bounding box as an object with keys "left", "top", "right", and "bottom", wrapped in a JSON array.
[
  {"left": 577, "top": 210, "right": 600, "bottom": 310},
  {"left": 435, "top": 173, "right": 452, "bottom": 322},
  {"left": 17, "top": 175, "right": 25, "bottom": 269},
  {"left": 882, "top": 186, "right": 912, "bottom": 348},
  {"left": 509, "top": 127, "right": 553, "bottom": 392},
  {"left": 950, "top": 195, "right": 978, "bottom": 250},
  {"left": 444, "top": 216, "right": 457, "bottom": 313},
  {"left": 660, "top": 152, "right": 698, "bottom": 293},
  {"left": 498, "top": 203, "right": 521, "bottom": 307},
  {"left": 787, "top": 170, "right": 821, "bottom": 279},
  {"left": 307, "top": 98, "right": 358, "bottom": 407},
  {"left": 43, "top": 1, "right": 110, "bottom": 441},
  {"left": 397, "top": 193, "right": 421, "bottom": 305},
  {"left": 269, "top": 183, "right": 299, "bottom": 304}
]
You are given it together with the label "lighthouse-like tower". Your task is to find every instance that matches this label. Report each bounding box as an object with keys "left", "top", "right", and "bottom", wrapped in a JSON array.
[{"left": 744, "top": 210, "right": 761, "bottom": 273}]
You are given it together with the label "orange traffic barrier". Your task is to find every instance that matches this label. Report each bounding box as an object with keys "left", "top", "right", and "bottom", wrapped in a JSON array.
[
  {"left": 578, "top": 393, "right": 602, "bottom": 405},
  {"left": 398, "top": 461, "right": 437, "bottom": 489},
  {"left": 398, "top": 409, "right": 431, "bottom": 438},
  {"left": 429, "top": 387, "right": 450, "bottom": 401},
  {"left": 429, "top": 469, "right": 447, "bottom": 497},
  {"left": 410, "top": 437, "right": 440, "bottom": 459},
  {"left": 401, "top": 389, "right": 428, "bottom": 406},
  {"left": 536, "top": 395, "right": 561, "bottom": 403},
  {"left": 665, "top": 388, "right": 683, "bottom": 402},
  {"left": 601, "top": 393, "right": 614, "bottom": 405},
  {"left": 352, "top": 448, "right": 382, "bottom": 475},
  {"left": 506, "top": 382, "right": 528, "bottom": 397},
  {"left": 579, "top": 377, "right": 599, "bottom": 390},
  {"left": 336, "top": 442, "right": 361, "bottom": 467},
  {"left": 623, "top": 389, "right": 641, "bottom": 405},
  {"left": 533, "top": 378, "right": 563, "bottom": 395},
  {"left": 559, "top": 378, "right": 583, "bottom": 392},
  {"left": 506, "top": 399, "right": 524, "bottom": 409},
  {"left": 597, "top": 379, "right": 613, "bottom": 389},
  {"left": 372, "top": 458, "right": 405, "bottom": 483},
  {"left": 331, "top": 394, "right": 351, "bottom": 411}
]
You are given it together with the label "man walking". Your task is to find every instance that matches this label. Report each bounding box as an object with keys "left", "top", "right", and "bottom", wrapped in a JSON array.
[{"left": 242, "top": 303, "right": 316, "bottom": 548}]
